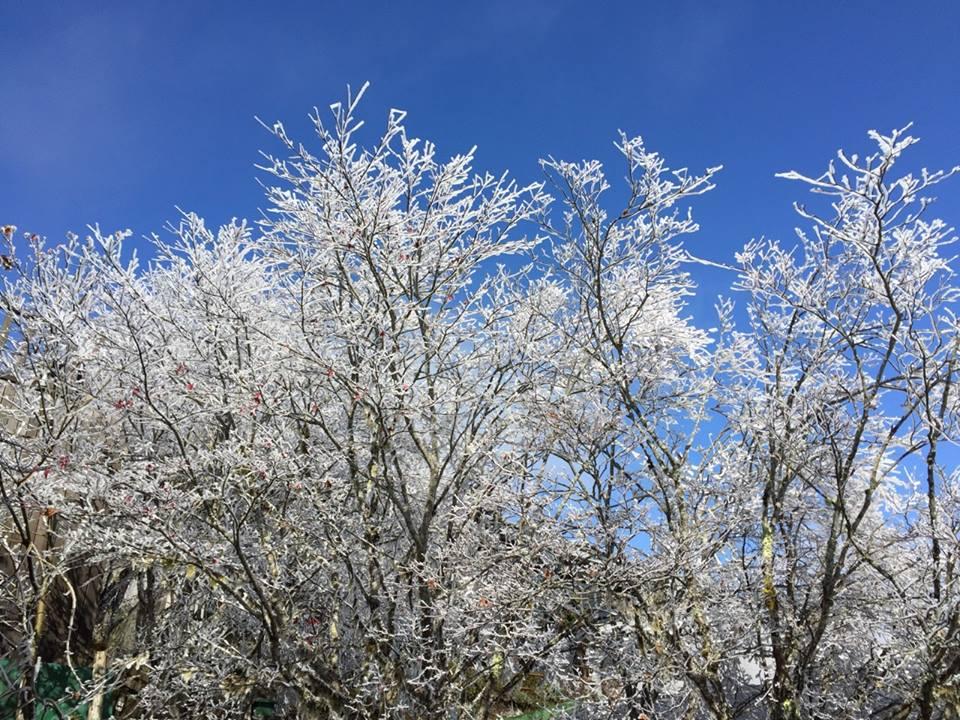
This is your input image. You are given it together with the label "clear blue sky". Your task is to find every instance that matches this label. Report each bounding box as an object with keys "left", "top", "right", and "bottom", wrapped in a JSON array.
[{"left": 3, "top": 1, "right": 959, "bottom": 313}]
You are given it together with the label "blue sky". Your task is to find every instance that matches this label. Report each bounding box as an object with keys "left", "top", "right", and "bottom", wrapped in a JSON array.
[{"left": 3, "top": 1, "right": 959, "bottom": 314}]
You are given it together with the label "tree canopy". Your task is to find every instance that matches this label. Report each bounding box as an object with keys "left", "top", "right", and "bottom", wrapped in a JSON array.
[{"left": 2, "top": 88, "right": 959, "bottom": 720}]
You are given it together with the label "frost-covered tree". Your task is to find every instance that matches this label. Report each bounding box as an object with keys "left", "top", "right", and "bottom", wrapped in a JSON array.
[{"left": 1, "top": 87, "right": 958, "bottom": 720}]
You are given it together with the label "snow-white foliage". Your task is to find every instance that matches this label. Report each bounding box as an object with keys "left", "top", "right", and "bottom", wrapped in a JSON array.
[{"left": 1, "top": 92, "right": 959, "bottom": 720}]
